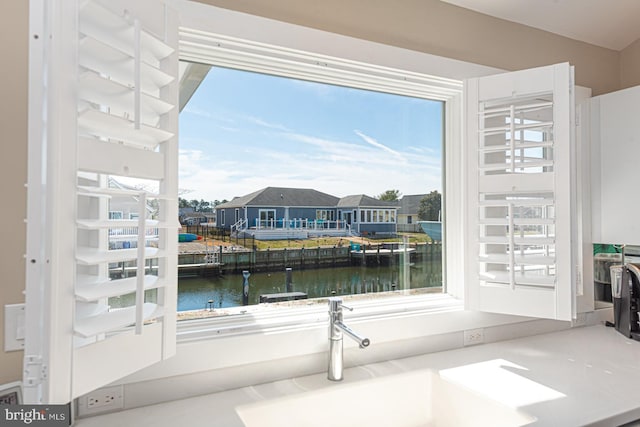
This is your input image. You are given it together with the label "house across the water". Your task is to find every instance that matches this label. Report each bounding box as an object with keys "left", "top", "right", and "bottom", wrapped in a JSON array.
[
  {"left": 397, "top": 194, "right": 427, "bottom": 233},
  {"left": 215, "top": 187, "right": 399, "bottom": 240}
]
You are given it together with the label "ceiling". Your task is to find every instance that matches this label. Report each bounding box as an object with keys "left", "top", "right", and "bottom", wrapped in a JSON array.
[{"left": 440, "top": 0, "right": 640, "bottom": 51}]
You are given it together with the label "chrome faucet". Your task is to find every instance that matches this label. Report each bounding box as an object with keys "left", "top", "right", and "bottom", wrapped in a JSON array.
[{"left": 328, "top": 297, "right": 370, "bottom": 381}]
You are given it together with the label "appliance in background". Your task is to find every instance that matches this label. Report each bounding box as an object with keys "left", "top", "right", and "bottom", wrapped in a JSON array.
[
  {"left": 593, "top": 244, "right": 640, "bottom": 303},
  {"left": 610, "top": 264, "right": 640, "bottom": 341},
  {"left": 594, "top": 253, "right": 621, "bottom": 302}
]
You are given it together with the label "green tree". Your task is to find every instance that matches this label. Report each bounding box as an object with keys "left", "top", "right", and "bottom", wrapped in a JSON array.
[
  {"left": 418, "top": 191, "right": 441, "bottom": 221},
  {"left": 178, "top": 197, "right": 190, "bottom": 208},
  {"left": 377, "top": 189, "right": 401, "bottom": 201},
  {"left": 199, "top": 199, "right": 211, "bottom": 212}
]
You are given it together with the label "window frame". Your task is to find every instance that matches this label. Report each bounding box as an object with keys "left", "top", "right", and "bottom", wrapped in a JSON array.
[
  {"left": 173, "top": 2, "right": 470, "bottom": 330},
  {"left": 258, "top": 209, "right": 276, "bottom": 228}
]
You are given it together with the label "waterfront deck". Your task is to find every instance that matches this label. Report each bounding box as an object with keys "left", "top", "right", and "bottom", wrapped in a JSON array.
[
  {"left": 109, "top": 261, "right": 224, "bottom": 279},
  {"left": 350, "top": 247, "right": 416, "bottom": 256},
  {"left": 237, "top": 219, "right": 353, "bottom": 240},
  {"left": 350, "top": 246, "right": 416, "bottom": 265},
  {"left": 109, "top": 241, "right": 441, "bottom": 278},
  {"left": 246, "top": 228, "right": 351, "bottom": 240}
]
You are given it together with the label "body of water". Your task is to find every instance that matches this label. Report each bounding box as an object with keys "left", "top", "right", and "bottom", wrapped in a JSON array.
[{"left": 177, "top": 261, "right": 442, "bottom": 311}]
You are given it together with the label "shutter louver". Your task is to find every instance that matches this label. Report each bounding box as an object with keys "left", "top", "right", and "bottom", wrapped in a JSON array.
[
  {"left": 24, "top": 0, "right": 179, "bottom": 403},
  {"left": 466, "top": 64, "right": 575, "bottom": 321},
  {"left": 478, "top": 95, "right": 556, "bottom": 290},
  {"left": 72, "top": 0, "right": 179, "bottom": 397}
]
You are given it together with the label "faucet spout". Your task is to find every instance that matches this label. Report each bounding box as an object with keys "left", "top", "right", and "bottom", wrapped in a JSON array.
[
  {"left": 335, "top": 321, "right": 370, "bottom": 348},
  {"left": 327, "top": 297, "right": 370, "bottom": 381}
]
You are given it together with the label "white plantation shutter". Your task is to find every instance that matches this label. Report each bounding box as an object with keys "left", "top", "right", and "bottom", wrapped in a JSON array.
[
  {"left": 25, "top": 0, "right": 178, "bottom": 403},
  {"left": 465, "top": 63, "right": 576, "bottom": 321}
]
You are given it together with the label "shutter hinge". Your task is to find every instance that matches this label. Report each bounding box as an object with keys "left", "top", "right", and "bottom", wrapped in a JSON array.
[{"left": 24, "top": 355, "right": 47, "bottom": 386}]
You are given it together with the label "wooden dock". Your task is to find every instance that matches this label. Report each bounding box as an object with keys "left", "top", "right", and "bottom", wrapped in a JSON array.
[
  {"left": 350, "top": 247, "right": 415, "bottom": 256},
  {"left": 259, "top": 291, "right": 308, "bottom": 303},
  {"left": 109, "top": 262, "right": 223, "bottom": 279}
]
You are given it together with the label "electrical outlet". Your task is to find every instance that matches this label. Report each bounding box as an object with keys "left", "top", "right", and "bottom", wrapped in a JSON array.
[
  {"left": 78, "top": 385, "right": 124, "bottom": 416},
  {"left": 4, "top": 304, "right": 25, "bottom": 352},
  {"left": 463, "top": 328, "right": 484, "bottom": 346}
]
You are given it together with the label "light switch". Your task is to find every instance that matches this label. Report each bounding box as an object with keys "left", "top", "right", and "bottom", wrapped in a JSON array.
[{"left": 4, "top": 304, "right": 25, "bottom": 352}]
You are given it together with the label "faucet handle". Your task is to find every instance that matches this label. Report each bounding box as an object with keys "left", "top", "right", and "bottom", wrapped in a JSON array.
[{"left": 328, "top": 297, "right": 354, "bottom": 312}]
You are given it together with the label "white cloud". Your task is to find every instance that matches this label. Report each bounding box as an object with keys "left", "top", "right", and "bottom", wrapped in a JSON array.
[
  {"left": 242, "top": 115, "right": 293, "bottom": 132},
  {"left": 177, "top": 131, "right": 441, "bottom": 202},
  {"left": 353, "top": 130, "right": 405, "bottom": 161},
  {"left": 182, "top": 106, "right": 235, "bottom": 124}
]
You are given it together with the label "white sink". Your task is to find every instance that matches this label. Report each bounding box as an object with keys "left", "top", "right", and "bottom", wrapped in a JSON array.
[{"left": 236, "top": 369, "right": 535, "bottom": 427}]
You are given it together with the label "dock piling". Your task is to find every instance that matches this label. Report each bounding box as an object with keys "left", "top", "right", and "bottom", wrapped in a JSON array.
[
  {"left": 242, "top": 270, "right": 251, "bottom": 306},
  {"left": 286, "top": 267, "right": 293, "bottom": 292}
]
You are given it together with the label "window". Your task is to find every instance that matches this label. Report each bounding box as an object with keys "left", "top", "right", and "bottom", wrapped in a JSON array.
[
  {"left": 258, "top": 209, "right": 276, "bottom": 228},
  {"left": 109, "top": 211, "right": 123, "bottom": 220},
  {"left": 178, "top": 56, "right": 445, "bottom": 315},
  {"left": 315, "top": 210, "right": 335, "bottom": 221}
]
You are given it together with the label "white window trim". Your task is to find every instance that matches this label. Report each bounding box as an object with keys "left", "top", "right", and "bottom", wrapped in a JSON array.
[
  {"left": 258, "top": 209, "right": 276, "bottom": 226},
  {"left": 107, "top": 0, "right": 594, "bottom": 385},
  {"left": 170, "top": 0, "right": 492, "bottom": 321}
]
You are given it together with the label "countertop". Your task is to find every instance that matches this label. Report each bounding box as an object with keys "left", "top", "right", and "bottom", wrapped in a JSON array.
[{"left": 76, "top": 325, "right": 640, "bottom": 427}]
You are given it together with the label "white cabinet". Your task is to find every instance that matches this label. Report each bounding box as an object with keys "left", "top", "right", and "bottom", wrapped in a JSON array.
[{"left": 590, "top": 86, "right": 640, "bottom": 245}]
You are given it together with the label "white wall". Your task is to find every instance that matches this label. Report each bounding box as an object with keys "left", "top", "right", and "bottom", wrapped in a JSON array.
[{"left": 0, "top": 0, "right": 29, "bottom": 385}]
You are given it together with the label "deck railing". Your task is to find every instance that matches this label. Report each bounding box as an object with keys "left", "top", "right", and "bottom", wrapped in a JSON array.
[
  {"left": 108, "top": 227, "right": 159, "bottom": 239},
  {"left": 230, "top": 218, "right": 248, "bottom": 235},
  {"left": 254, "top": 218, "right": 348, "bottom": 230}
]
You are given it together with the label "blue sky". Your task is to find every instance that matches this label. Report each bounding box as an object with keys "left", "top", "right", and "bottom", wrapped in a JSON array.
[{"left": 179, "top": 66, "right": 443, "bottom": 202}]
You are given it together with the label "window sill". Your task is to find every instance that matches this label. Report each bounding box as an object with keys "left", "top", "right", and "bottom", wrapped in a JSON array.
[
  {"left": 176, "top": 291, "right": 460, "bottom": 343},
  {"left": 119, "top": 290, "right": 606, "bottom": 390}
]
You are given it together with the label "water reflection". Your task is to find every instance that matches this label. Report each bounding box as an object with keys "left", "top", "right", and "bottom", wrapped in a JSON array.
[{"left": 177, "top": 261, "right": 442, "bottom": 311}]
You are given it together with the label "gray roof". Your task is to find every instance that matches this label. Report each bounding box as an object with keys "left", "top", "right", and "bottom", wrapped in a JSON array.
[
  {"left": 337, "top": 194, "right": 399, "bottom": 208},
  {"left": 217, "top": 187, "right": 340, "bottom": 208},
  {"left": 398, "top": 194, "right": 427, "bottom": 215}
]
